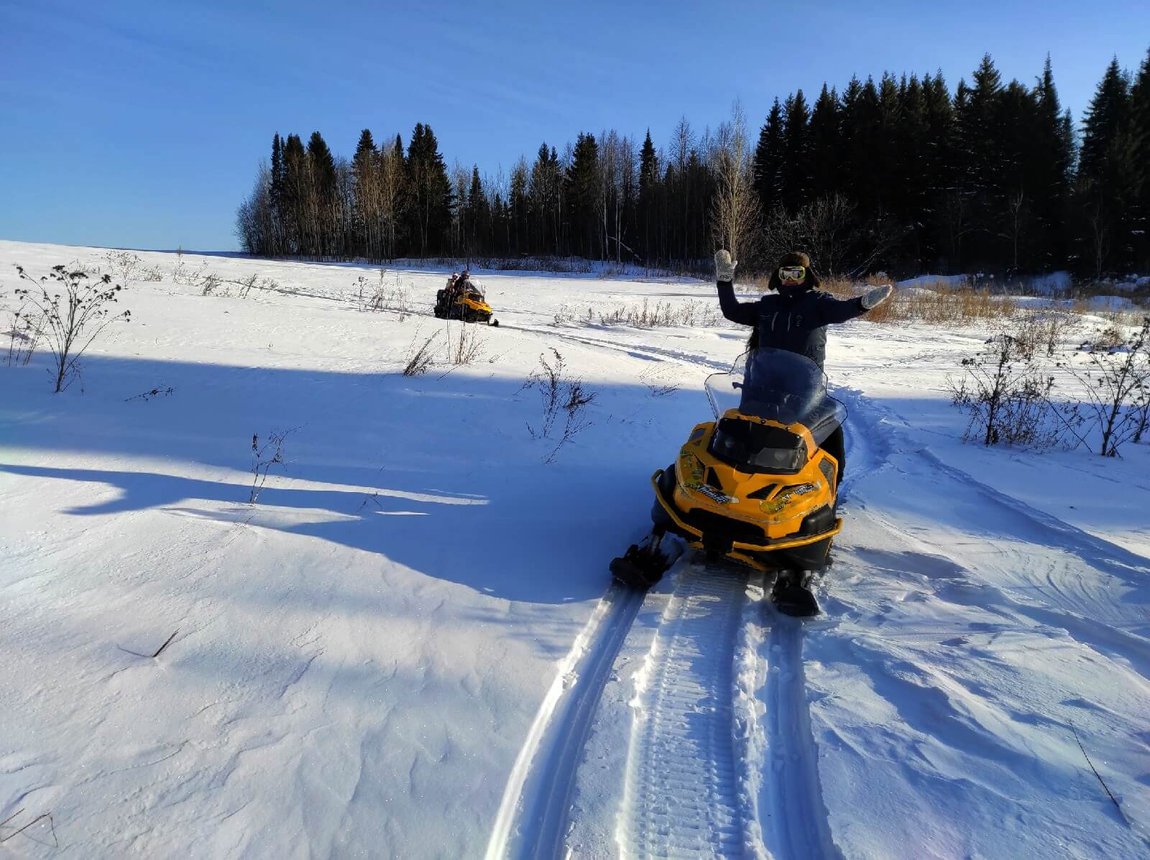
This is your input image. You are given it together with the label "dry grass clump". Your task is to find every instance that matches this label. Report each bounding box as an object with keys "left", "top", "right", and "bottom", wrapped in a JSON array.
[
  {"left": 817, "top": 275, "right": 1018, "bottom": 325},
  {"left": 554, "top": 299, "right": 720, "bottom": 328},
  {"left": 740, "top": 272, "right": 774, "bottom": 293},
  {"left": 888, "top": 285, "right": 1018, "bottom": 324}
]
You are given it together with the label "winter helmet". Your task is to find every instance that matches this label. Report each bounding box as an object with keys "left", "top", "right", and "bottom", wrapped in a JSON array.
[{"left": 768, "top": 251, "right": 820, "bottom": 292}]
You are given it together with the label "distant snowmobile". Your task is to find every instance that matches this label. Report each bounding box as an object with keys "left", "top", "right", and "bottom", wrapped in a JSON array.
[
  {"left": 610, "top": 348, "right": 846, "bottom": 616},
  {"left": 434, "top": 272, "right": 498, "bottom": 325}
]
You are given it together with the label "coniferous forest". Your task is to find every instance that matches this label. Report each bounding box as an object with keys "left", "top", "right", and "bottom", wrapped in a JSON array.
[{"left": 236, "top": 51, "right": 1150, "bottom": 279}]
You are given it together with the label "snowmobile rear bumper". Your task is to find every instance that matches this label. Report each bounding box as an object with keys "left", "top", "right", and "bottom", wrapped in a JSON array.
[{"left": 650, "top": 468, "right": 841, "bottom": 571}]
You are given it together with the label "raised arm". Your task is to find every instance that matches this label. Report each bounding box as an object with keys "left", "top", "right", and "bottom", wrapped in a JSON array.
[
  {"left": 715, "top": 250, "right": 758, "bottom": 326},
  {"left": 816, "top": 285, "right": 893, "bottom": 325}
]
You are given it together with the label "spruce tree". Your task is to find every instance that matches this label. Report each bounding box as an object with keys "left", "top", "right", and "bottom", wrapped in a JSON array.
[
  {"left": 753, "top": 100, "right": 785, "bottom": 217},
  {"left": 270, "top": 133, "right": 285, "bottom": 255},
  {"left": 509, "top": 157, "right": 529, "bottom": 256},
  {"left": 685, "top": 146, "right": 712, "bottom": 261},
  {"left": 566, "top": 132, "right": 601, "bottom": 258},
  {"left": 808, "top": 85, "right": 840, "bottom": 200},
  {"left": 780, "top": 90, "right": 811, "bottom": 213},
  {"left": 1030, "top": 57, "right": 1074, "bottom": 270},
  {"left": 922, "top": 72, "right": 956, "bottom": 194},
  {"left": 353, "top": 129, "right": 379, "bottom": 258},
  {"left": 1128, "top": 49, "right": 1150, "bottom": 268},
  {"left": 1078, "top": 58, "right": 1134, "bottom": 275},
  {"left": 897, "top": 75, "right": 930, "bottom": 267},
  {"left": 464, "top": 166, "right": 490, "bottom": 258},
  {"left": 638, "top": 130, "right": 660, "bottom": 261},
  {"left": 874, "top": 73, "right": 903, "bottom": 216},
  {"left": 529, "top": 143, "right": 563, "bottom": 255},
  {"left": 997, "top": 79, "right": 1039, "bottom": 268},
  {"left": 281, "top": 133, "right": 308, "bottom": 256},
  {"left": 405, "top": 123, "right": 452, "bottom": 257},
  {"left": 841, "top": 77, "right": 882, "bottom": 219},
  {"left": 1079, "top": 58, "right": 1131, "bottom": 181},
  {"left": 305, "top": 131, "right": 337, "bottom": 256},
  {"left": 962, "top": 56, "right": 1008, "bottom": 264}
]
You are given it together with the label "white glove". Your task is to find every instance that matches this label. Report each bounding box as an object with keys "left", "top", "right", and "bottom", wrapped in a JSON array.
[
  {"left": 714, "top": 249, "right": 737, "bottom": 283},
  {"left": 861, "top": 284, "right": 893, "bottom": 310}
]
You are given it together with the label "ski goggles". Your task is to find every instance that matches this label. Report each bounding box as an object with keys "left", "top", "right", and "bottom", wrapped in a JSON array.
[{"left": 778, "top": 266, "right": 807, "bottom": 284}]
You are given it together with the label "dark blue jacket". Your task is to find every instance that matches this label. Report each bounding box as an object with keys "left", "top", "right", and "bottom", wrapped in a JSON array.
[{"left": 717, "top": 280, "right": 867, "bottom": 369}]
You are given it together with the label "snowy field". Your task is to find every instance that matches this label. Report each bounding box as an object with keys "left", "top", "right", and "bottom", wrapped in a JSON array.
[{"left": 2, "top": 239, "right": 1149, "bottom": 858}]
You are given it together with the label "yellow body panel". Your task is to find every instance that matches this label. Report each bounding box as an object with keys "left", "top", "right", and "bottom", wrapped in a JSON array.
[
  {"left": 651, "top": 415, "right": 842, "bottom": 570},
  {"left": 459, "top": 293, "right": 493, "bottom": 314}
]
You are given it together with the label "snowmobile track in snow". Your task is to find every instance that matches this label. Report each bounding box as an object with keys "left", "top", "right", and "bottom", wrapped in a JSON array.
[
  {"left": 618, "top": 563, "right": 750, "bottom": 856},
  {"left": 617, "top": 562, "right": 840, "bottom": 859},
  {"left": 487, "top": 583, "right": 644, "bottom": 860},
  {"left": 488, "top": 561, "right": 843, "bottom": 859},
  {"left": 508, "top": 322, "right": 732, "bottom": 373},
  {"left": 761, "top": 616, "right": 843, "bottom": 860}
]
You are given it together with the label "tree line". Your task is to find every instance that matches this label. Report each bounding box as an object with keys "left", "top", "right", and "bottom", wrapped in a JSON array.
[{"left": 236, "top": 49, "right": 1150, "bottom": 278}]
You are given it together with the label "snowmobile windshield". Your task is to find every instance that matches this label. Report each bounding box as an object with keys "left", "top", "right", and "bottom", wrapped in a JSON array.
[{"left": 705, "top": 348, "right": 830, "bottom": 427}]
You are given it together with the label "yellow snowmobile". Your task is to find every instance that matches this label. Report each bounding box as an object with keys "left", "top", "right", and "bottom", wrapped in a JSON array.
[
  {"left": 611, "top": 348, "right": 846, "bottom": 616},
  {"left": 434, "top": 273, "right": 498, "bottom": 325}
]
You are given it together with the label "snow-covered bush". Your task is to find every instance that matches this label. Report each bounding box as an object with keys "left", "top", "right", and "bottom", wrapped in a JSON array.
[
  {"left": 952, "top": 316, "right": 1150, "bottom": 456},
  {"left": 522, "top": 348, "right": 597, "bottom": 462},
  {"left": 1012, "top": 313, "right": 1073, "bottom": 359},
  {"left": 4, "top": 291, "right": 43, "bottom": 367},
  {"left": 949, "top": 330, "right": 1064, "bottom": 448},
  {"left": 447, "top": 322, "right": 484, "bottom": 365},
  {"left": 171, "top": 259, "right": 213, "bottom": 288},
  {"left": 402, "top": 331, "right": 437, "bottom": 376},
  {"left": 249, "top": 430, "right": 292, "bottom": 504},
  {"left": 103, "top": 250, "right": 162, "bottom": 284},
  {"left": 1057, "top": 317, "right": 1150, "bottom": 456},
  {"left": 14, "top": 263, "right": 131, "bottom": 392},
  {"left": 355, "top": 272, "right": 411, "bottom": 318}
]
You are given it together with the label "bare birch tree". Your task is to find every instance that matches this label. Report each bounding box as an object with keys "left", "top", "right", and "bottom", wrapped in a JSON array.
[
  {"left": 378, "top": 139, "right": 404, "bottom": 259},
  {"left": 709, "top": 101, "right": 761, "bottom": 262}
]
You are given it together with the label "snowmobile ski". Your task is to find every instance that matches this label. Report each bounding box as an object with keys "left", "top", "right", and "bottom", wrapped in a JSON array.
[
  {"left": 770, "top": 569, "right": 820, "bottom": 617},
  {"left": 611, "top": 530, "right": 675, "bottom": 589}
]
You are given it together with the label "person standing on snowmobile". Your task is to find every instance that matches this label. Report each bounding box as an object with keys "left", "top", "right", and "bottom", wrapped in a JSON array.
[
  {"left": 714, "top": 249, "right": 891, "bottom": 370},
  {"left": 713, "top": 249, "right": 892, "bottom": 480}
]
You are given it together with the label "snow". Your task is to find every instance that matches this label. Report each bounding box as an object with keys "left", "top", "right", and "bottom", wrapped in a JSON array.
[
  {"left": 2, "top": 239, "right": 1149, "bottom": 857},
  {"left": 1105, "top": 277, "right": 1150, "bottom": 294},
  {"left": 1027, "top": 271, "right": 1074, "bottom": 295},
  {"left": 896, "top": 274, "right": 971, "bottom": 290},
  {"left": 1082, "top": 295, "right": 1139, "bottom": 311}
]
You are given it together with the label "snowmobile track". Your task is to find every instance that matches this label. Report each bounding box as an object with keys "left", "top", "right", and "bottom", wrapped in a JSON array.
[
  {"left": 507, "top": 322, "right": 731, "bottom": 373},
  {"left": 487, "top": 584, "right": 644, "bottom": 860},
  {"left": 488, "top": 564, "right": 843, "bottom": 858},
  {"left": 762, "top": 616, "right": 843, "bottom": 860},
  {"left": 618, "top": 563, "right": 752, "bottom": 857}
]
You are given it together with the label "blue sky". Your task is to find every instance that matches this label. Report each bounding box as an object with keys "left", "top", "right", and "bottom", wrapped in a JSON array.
[{"left": 3, "top": 0, "right": 1149, "bottom": 252}]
